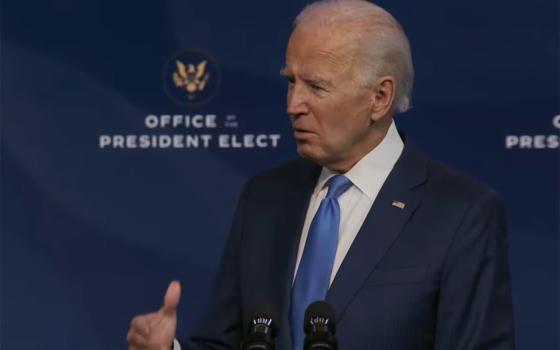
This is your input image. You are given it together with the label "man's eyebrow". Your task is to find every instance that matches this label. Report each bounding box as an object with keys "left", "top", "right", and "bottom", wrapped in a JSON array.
[
  {"left": 305, "top": 76, "right": 331, "bottom": 87},
  {"left": 279, "top": 69, "right": 332, "bottom": 88}
]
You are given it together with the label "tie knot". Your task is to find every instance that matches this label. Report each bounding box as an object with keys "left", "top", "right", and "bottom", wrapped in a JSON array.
[{"left": 325, "top": 175, "right": 352, "bottom": 199}]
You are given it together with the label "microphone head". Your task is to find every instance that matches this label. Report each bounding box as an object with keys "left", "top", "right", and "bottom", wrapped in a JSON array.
[
  {"left": 304, "top": 301, "right": 336, "bottom": 335},
  {"left": 303, "top": 301, "right": 337, "bottom": 350},
  {"left": 243, "top": 302, "right": 278, "bottom": 350}
]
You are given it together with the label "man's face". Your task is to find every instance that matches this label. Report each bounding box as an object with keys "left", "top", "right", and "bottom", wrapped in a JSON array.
[{"left": 282, "top": 26, "right": 376, "bottom": 171}]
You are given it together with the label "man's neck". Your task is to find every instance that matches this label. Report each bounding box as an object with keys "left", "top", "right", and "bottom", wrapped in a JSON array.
[{"left": 325, "top": 118, "right": 393, "bottom": 173}]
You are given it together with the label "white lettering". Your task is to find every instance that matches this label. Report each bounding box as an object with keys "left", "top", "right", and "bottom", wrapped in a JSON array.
[
  {"left": 219, "top": 134, "right": 229, "bottom": 148},
  {"left": 231, "top": 135, "right": 242, "bottom": 148},
  {"left": 519, "top": 136, "right": 532, "bottom": 148},
  {"left": 173, "top": 135, "right": 184, "bottom": 148},
  {"left": 269, "top": 134, "right": 281, "bottom": 147},
  {"left": 185, "top": 135, "right": 198, "bottom": 148},
  {"left": 99, "top": 133, "right": 278, "bottom": 149},
  {"left": 533, "top": 135, "right": 545, "bottom": 149},
  {"left": 145, "top": 115, "right": 158, "bottom": 128},
  {"left": 207, "top": 115, "right": 217, "bottom": 128},
  {"left": 113, "top": 135, "right": 125, "bottom": 148},
  {"left": 173, "top": 114, "right": 183, "bottom": 128},
  {"left": 159, "top": 135, "right": 171, "bottom": 148},
  {"left": 243, "top": 134, "right": 255, "bottom": 148},
  {"left": 139, "top": 135, "right": 151, "bottom": 148},
  {"left": 216, "top": 134, "right": 282, "bottom": 148},
  {"left": 144, "top": 114, "right": 219, "bottom": 129},
  {"left": 161, "top": 115, "right": 171, "bottom": 128},
  {"left": 553, "top": 115, "right": 560, "bottom": 129},
  {"left": 200, "top": 135, "right": 212, "bottom": 148},
  {"left": 126, "top": 135, "right": 137, "bottom": 148},
  {"left": 505, "top": 135, "right": 519, "bottom": 149},
  {"left": 256, "top": 135, "right": 268, "bottom": 147},
  {"left": 191, "top": 115, "right": 204, "bottom": 128},
  {"left": 547, "top": 135, "right": 559, "bottom": 148},
  {"left": 99, "top": 135, "right": 111, "bottom": 148}
]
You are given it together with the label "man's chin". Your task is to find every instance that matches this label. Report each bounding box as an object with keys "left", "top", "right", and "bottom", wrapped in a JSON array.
[
  {"left": 296, "top": 144, "right": 327, "bottom": 166},
  {"left": 296, "top": 144, "right": 353, "bottom": 172}
]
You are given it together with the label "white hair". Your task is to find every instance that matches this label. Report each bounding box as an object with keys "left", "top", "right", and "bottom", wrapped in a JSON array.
[{"left": 294, "top": 0, "right": 414, "bottom": 113}]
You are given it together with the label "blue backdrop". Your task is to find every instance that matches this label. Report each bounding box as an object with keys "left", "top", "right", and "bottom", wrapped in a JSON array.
[{"left": 1, "top": 0, "right": 558, "bottom": 349}]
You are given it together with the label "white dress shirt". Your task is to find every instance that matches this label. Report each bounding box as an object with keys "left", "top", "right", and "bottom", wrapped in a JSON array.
[
  {"left": 293, "top": 121, "right": 404, "bottom": 285},
  {"left": 175, "top": 121, "right": 403, "bottom": 350}
]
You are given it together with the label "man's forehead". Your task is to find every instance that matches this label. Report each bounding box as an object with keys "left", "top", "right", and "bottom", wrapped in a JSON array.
[
  {"left": 284, "top": 26, "right": 357, "bottom": 72},
  {"left": 284, "top": 48, "right": 348, "bottom": 71}
]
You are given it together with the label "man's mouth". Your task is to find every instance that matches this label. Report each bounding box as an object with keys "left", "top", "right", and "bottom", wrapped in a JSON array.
[{"left": 293, "top": 128, "right": 315, "bottom": 140}]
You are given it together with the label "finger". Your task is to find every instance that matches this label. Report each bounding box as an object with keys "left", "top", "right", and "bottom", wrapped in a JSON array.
[
  {"left": 126, "top": 327, "right": 148, "bottom": 348},
  {"left": 161, "top": 280, "right": 181, "bottom": 315},
  {"left": 130, "top": 314, "right": 152, "bottom": 337}
]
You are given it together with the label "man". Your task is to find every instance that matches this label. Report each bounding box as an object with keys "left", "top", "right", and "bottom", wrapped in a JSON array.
[{"left": 127, "top": 1, "right": 515, "bottom": 349}]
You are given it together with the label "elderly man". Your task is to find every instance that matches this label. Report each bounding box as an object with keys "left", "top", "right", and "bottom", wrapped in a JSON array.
[{"left": 127, "top": 1, "right": 515, "bottom": 349}]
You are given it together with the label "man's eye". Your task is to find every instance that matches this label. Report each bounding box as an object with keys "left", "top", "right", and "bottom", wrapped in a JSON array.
[{"left": 310, "top": 83, "right": 325, "bottom": 92}]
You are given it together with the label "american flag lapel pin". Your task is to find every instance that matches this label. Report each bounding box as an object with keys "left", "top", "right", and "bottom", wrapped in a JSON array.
[{"left": 392, "top": 200, "right": 406, "bottom": 209}]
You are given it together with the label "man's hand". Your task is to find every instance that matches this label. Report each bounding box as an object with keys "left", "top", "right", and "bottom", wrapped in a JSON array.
[{"left": 127, "top": 280, "right": 181, "bottom": 350}]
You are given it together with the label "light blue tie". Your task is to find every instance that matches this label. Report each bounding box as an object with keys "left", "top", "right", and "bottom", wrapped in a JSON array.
[{"left": 290, "top": 175, "right": 352, "bottom": 350}]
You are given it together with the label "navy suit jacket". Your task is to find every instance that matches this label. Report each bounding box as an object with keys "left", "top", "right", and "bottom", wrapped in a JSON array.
[{"left": 182, "top": 139, "right": 515, "bottom": 350}]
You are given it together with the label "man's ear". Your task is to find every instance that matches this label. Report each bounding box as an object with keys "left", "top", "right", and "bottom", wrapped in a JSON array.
[{"left": 370, "top": 76, "right": 396, "bottom": 122}]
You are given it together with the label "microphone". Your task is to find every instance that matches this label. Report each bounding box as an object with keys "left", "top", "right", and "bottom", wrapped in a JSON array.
[
  {"left": 303, "top": 301, "right": 337, "bottom": 350},
  {"left": 242, "top": 303, "right": 278, "bottom": 350}
]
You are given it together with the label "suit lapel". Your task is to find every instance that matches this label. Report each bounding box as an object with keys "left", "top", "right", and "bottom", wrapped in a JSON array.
[
  {"left": 326, "top": 141, "right": 429, "bottom": 321},
  {"left": 272, "top": 160, "right": 321, "bottom": 349}
]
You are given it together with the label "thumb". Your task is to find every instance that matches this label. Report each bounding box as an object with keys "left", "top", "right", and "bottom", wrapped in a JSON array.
[{"left": 160, "top": 280, "right": 181, "bottom": 315}]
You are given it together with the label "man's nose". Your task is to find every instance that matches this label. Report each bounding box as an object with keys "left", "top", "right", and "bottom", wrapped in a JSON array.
[{"left": 286, "top": 84, "right": 308, "bottom": 117}]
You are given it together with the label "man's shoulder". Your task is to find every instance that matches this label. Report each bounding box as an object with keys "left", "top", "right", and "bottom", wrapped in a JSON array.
[
  {"left": 425, "top": 156, "right": 502, "bottom": 206},
  {"left": 234, "top": 158, "right": 319, "bottom": 211},
  {"left": 390, "top": 138, "right": 501, "bottom": 203}
]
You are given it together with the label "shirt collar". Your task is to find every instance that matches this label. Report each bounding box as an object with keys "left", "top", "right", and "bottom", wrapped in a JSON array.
[{"left": 315, "top": 120, "right": 404, "bottom": 199}]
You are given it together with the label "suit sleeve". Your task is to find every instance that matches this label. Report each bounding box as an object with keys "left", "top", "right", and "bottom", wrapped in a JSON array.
[
  {"left": 434, "top": 191, "right": 515, "bottom": 350},
  {"left": 178, "top": 182, "right": 251, "bottom": 350}
]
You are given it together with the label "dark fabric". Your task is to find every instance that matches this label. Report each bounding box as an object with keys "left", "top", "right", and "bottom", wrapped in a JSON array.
[{"left": 180, "top": 139, "right": 515, "bottom": 350}]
